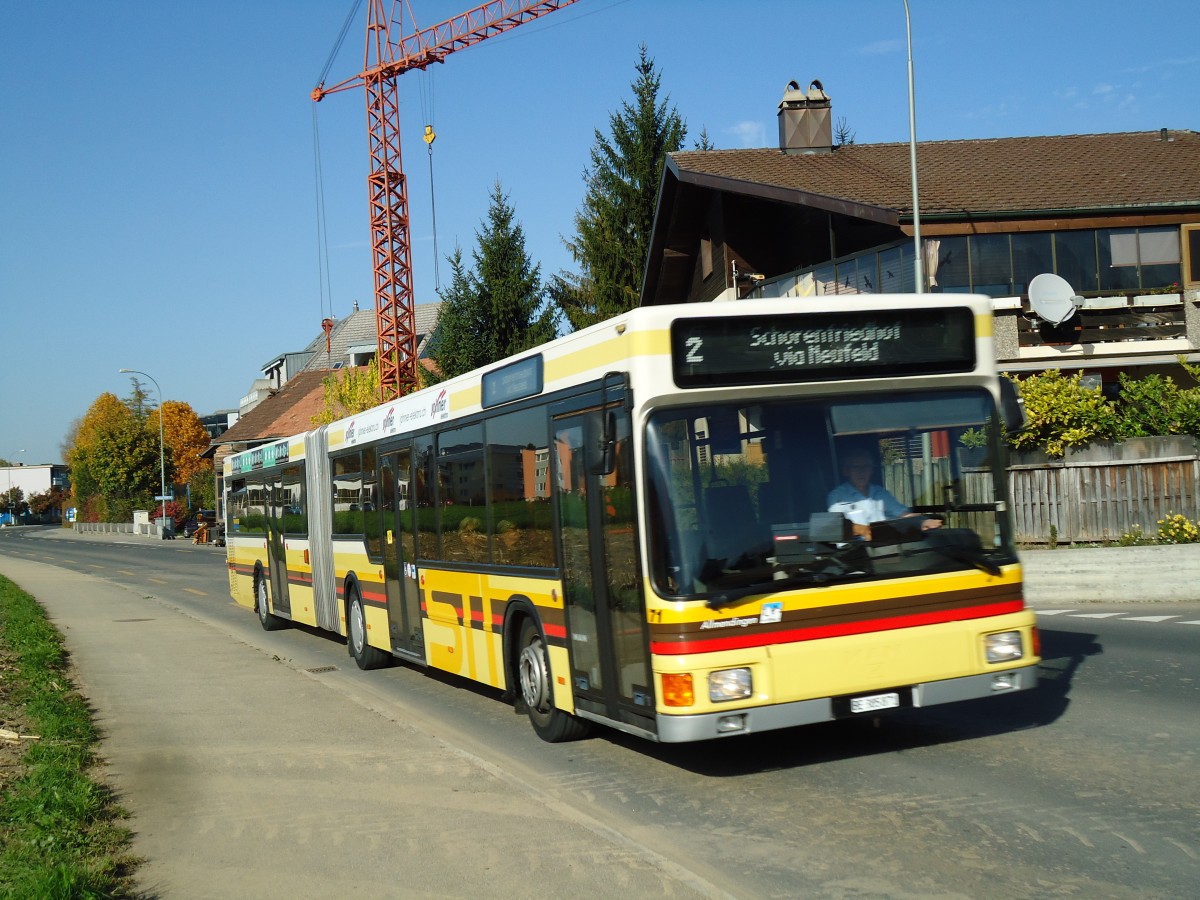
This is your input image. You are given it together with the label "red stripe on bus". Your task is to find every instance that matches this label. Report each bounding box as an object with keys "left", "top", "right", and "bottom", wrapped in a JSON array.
[
  {"left": 543, "top": 622, "right": 567, "bottom": 640},
  {"left": 359, "top": 587, "right": 387, "bottom": 605},
  {"left": 649, "top": 600, "right": 1024, "bottom": 656}
]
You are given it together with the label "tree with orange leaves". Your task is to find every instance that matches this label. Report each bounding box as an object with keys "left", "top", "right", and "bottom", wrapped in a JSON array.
[{"left": 150, "top": 401, "right": 213, "bottom": 488}]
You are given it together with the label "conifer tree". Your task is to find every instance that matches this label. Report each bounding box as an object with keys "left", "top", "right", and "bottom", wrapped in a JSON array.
[
  {"left": 430, "top": 183, "right": 556, "bottom": 380},
  {"left": 552, "top": 45, "right": 686, "bottom": 331}
]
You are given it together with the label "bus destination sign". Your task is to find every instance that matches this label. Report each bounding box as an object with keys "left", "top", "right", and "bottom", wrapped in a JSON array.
[{"left": 671, "top": 307, "right": 976, "bottom": 387}]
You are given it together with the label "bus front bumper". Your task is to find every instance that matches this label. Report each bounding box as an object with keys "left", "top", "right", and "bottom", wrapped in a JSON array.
[{"left": 654, "top": 664, "right": 1039, "bottom": 743}]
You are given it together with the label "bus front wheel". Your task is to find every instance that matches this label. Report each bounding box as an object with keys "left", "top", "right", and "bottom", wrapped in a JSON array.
[
  {"left": 517, "top": 619, "right": 590, "bottom": 743},
  {"left": 347, "top": 586, "right": 390, "bottom": 671}
]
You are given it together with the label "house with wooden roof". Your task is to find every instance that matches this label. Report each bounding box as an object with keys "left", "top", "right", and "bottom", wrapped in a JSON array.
[{"left": 643, "top": 80, "right": 1200, "bottom": 388}]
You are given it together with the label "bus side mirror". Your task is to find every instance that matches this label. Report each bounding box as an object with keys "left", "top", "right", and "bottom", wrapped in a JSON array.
[{"left": 1000, "top": 379, "right": 1027, "bottom": 432}]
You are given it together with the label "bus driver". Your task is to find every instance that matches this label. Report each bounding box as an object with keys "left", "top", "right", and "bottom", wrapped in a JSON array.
[{"left": 827, "top": 447, "right": 942, "bottom": 536}]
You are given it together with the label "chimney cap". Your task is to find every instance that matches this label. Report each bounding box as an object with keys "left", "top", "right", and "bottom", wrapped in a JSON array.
[{"left": 780, "top": 79, "right": 830, "bottom": 109}]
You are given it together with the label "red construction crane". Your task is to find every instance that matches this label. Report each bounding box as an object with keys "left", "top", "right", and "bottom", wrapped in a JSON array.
[{"left": 313, "top": 0, "right": 579, "bottom": 400}]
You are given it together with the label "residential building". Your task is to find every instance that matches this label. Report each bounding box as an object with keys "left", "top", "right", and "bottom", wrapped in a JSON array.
[{"left": 643, "top": 80, "right": 1200, "bottom": 389}]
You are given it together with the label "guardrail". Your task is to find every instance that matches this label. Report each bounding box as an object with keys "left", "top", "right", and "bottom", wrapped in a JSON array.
[{"left": 72, "top": 521, "right": 173, "bottom": 539}]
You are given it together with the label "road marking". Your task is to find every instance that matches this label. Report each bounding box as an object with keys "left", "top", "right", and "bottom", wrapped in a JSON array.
[
  {"left": 1122, "top": 615, "right": 1179, "bottom": 622},
  {"left": 1166, "top": 837, "right": 1198, "bottom": 860},
  {"left": 1111, "top": 831, "right": 1145, "bottom": 854},
  {"left": 183, "top": 588, "right": 207, "bottom": 597},
  {"left": 88, "top": 563, "right": 105, "bottom": 569},
  {"left": 119, "top": 570, "right": 137, "bottom": 576},
  {"left": 1179, "top": 620, "right": 1200, "bottom": 626},
  {"left": 1035, "top": 610, "right": 1076, "bottom": 616},
  {"left": 148, "top": 577, "right": 168, "bottom": 585},
  {"left": 1069, "top": 612, "right": 1123, "bottom": 618}
]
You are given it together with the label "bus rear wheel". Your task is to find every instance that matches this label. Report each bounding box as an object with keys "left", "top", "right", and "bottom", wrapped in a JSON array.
[
  {"left": 517, "top": 618, "right": 590, "bottom": 743},
  {"left": 347, "top": 586, "right": 390, "bottom": 670},
  {"left": 256, "top": 573, "right": 284, "bottom": 632}
]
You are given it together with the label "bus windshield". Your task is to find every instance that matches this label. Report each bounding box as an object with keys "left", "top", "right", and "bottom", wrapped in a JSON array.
[{"left": 644, "top": 388, "right": 1015, "bottom": 603}]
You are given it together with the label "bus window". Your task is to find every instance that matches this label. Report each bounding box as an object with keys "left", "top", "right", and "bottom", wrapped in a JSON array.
[
  {"left": 437, "top": 423, "right": 486, "bottom": 563},
  {"left": 412, "top": 441, "right": 438, "bottom": 559},
  {"left": 332, "top": 451, "right": 363, "bottom": 535},
  {"left": 243, "top": 479, "right": 267, "bottom": 535},
  {"left": 281, "top": 465, "right": 305, "bottom": 535},
  {"left": 486, "top": 406, "right": 555, "bottom": 568},
  {"left": 645, "top": 390, "right": 1013, "bottom": 599}
]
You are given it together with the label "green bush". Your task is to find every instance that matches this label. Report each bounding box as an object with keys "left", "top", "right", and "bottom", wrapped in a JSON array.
[
  {"left": 1156, "top": 513, "right": 1200, "bottom": 544},
  {"left": 1007, "top": 370, "right": 1119, "bottom": 458}
]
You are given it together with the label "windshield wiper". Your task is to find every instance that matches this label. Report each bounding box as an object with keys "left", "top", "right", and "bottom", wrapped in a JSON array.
[{"left": 917, "top": 530, "right": 1003, "bottom": 576}]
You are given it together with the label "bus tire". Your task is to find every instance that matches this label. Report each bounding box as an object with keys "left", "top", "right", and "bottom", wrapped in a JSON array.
[
  {"left": 517, "top": 618, "right": 590, "bottom": 743},
  {"left": 256, "top": 571, "right": 284, "bottom": 632},
  {"left": 347, "top": 585, "right": 390, "bottom": 671}
]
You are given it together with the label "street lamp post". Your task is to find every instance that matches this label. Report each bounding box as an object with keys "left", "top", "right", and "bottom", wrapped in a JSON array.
[
  {"left": 119, "top": 368, "right": 169, "bottom": 534},
  {"left": 903, "top": 0, "right": 924, "bottom": 293}
]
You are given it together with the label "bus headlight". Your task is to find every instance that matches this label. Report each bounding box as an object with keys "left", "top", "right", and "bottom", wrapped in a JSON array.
[
  {"left": 709, "top": 667, "right": 753, "bottom": 702},
  {"left": 984, "top": 630, "right": 1024, "bottom": 663}
]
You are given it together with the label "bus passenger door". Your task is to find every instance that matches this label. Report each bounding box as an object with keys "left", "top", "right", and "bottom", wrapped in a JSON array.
[
  {"left": 266, "top": 476, "right": 291, "bottom": 617},
  {"left": 552, "top": 401, "right": 653, "bottom": 733},
  {"left": 380, "top": 449, "right": 424, "bottom": 660}
]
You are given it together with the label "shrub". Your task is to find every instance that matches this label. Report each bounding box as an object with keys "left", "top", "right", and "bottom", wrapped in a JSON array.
[
  {"left": 1156, "top": 513, "right": 1200, "bottom": 544},
  {"left": 1117, "top": 524, "right": 1152, "bottom": 546},
  {"left": 1006, "top": 370, "right": 1120, "bottom": 458}
]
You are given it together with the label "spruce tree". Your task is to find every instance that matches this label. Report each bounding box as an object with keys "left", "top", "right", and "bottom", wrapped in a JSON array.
[
  {"left": 552, "top": 45, "right": 686, "bottom": 331},
  {"left": 474, "top": 181, "right": 557, "bottom": 359},
  {"left": 429, "top": 183, "right": 556, "bottom": 380}
]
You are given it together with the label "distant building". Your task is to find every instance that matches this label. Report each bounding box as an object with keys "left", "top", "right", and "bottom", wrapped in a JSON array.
[
  {"left": 2, "top": 464, "right": 69, "bottom": 524},
  {"left": 203, "top": 302, "right": 444, "bottom": 521}
]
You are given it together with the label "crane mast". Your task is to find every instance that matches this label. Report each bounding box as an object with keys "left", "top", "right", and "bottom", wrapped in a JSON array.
[{"left": 313, "top": 0, "right": 579, "bottom": 400}]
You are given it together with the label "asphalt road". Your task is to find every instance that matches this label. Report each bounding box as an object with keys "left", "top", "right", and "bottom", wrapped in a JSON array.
[{"left": 2, "top": 526, "right": 1197, "bottom": 898}]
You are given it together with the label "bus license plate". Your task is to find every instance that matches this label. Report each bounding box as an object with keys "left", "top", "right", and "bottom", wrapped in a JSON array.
[{"left": 849, "top": 692, "right": 900, "bottom": 714}]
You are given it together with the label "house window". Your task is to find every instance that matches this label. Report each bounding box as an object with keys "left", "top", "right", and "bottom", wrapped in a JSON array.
[
  {"left": 1184, "top": 225, "right": 1200, "bottom": 288},
  {"left": 700, "top": 237, "right": 713, "bottom": 279}
]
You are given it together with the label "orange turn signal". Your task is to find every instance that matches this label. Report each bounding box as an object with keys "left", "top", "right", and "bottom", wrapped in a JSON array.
[{"left": 661, "top": 673, "right": 695, "bottom": 707}]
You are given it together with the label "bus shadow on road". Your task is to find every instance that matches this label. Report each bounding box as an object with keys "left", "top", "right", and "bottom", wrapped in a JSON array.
[{"left": 615, "top": 626, "right": 1103, "bottom": 777}]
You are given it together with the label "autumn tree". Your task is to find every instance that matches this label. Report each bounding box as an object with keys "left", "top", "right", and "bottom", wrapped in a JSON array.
[
  {"left": 312, "top": 357, "right": 382, "bottom": 426},
  {"left": 551, "top": 45, "right": 686, "bottom": 330},
  {"left": 1, "top": 486, "right": 25, "bottom": 521},
  {"left": 68, "top": 390, "right": 177, "bottom": 522},
  {"left": 151, "top": 400, "right": 213, "bottom": 488},
  {"left": 29, "top": 486, "right": 68, "bottom": 519}
]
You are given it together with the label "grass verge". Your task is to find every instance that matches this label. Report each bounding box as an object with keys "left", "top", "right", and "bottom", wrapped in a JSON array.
[{"left": 0, "top": 574, "right": 140, "bottom": 898}]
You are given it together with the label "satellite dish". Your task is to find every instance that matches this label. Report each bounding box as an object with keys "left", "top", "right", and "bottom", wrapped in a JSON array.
[{"left": 1028, "top": 273, "right": 1082, "bottom": 325}]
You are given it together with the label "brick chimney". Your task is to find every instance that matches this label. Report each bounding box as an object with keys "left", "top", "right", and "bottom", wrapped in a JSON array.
[{"left": 778, "top": 79, "right": 832, "bottom": 154}]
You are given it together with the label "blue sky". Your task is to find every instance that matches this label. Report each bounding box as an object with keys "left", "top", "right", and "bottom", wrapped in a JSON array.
[{"left": 1, "top": 0, "right": 1195, "bottom": 467}]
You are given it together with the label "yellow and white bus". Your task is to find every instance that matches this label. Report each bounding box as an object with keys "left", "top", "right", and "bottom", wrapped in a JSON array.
[{"left": 224, "top": 294, "right": 1039, "bottom": 743}]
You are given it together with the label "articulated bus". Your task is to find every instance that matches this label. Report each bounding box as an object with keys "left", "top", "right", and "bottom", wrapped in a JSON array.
[{"left": 224, "top": 294, "right": 1039, "bottom": 743}]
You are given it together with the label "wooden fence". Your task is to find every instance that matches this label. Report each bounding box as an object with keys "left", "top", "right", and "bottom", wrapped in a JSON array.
[{"left": 1008, "top": 437, "right": 1200, "bottom": 544}]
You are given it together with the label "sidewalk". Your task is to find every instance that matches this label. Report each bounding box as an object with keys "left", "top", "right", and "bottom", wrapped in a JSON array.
[
  {"left": 0, "top": 546, "right": 712, "bottom": 899},
  {"left": 1019, "top": 543, "right": 1200, "bottom": 604}
]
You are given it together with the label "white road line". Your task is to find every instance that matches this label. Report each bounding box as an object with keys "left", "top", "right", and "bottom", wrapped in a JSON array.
[
  {"left": 1179, "top": 620, "right": 1200, "bottom": 626},
  {"left": 1069, "top": 612, "right": 1124, "bottom": 618},
  {"left": 1034, "top": 610, "right": 1077, "bottom": 616},
  {"left": 1122, "top": 615, "right": 1180, "bottom": 622}
]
